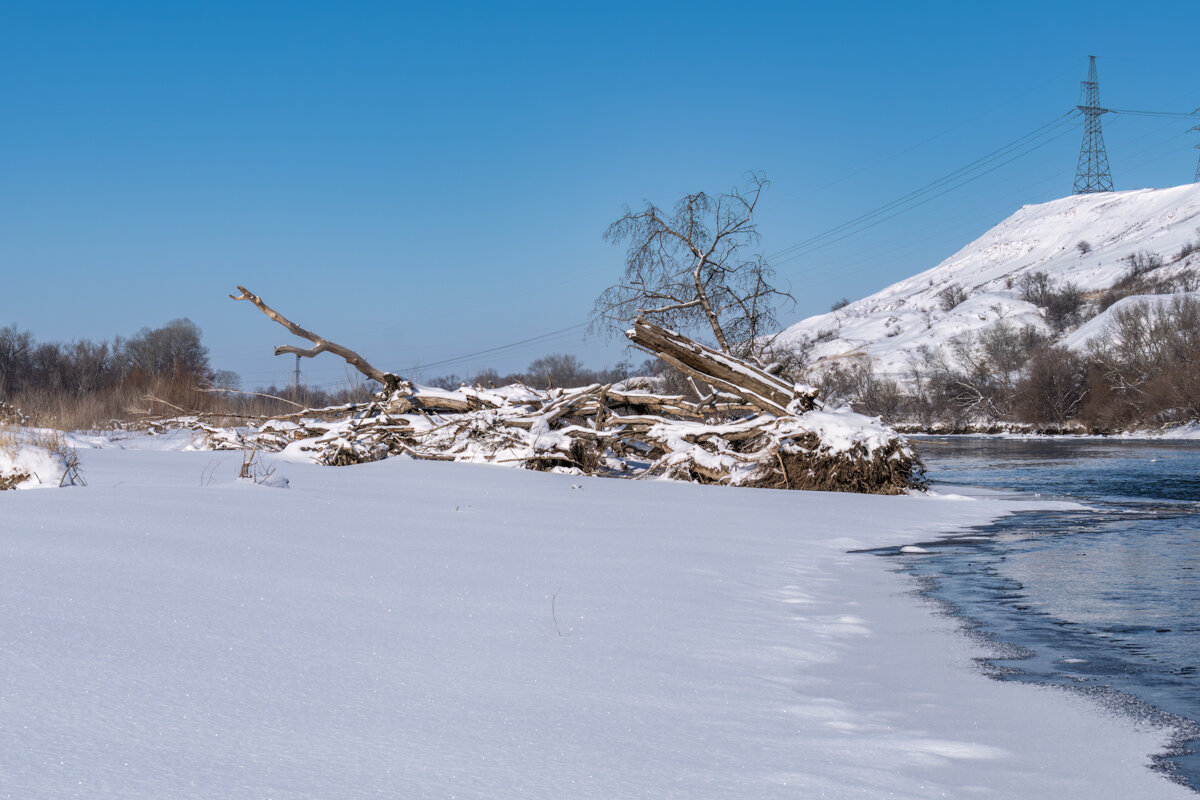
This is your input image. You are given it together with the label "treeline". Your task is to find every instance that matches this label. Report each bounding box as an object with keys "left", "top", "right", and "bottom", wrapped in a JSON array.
[
  {"left": 13, "top": 297, "right": 1195, "bottom": 434},
  {"left": 425, "top": 353, "right": 641, "bottom": 392},
  {"left": 815, "top": 295, "right": 1200, "bottom": 432},
  {"left": 0, "top": 318, "right": 213, "bottom": 395},
  {"left": 0, "top": 318, "right": 231, "bottom": 428},
  {"left": 0, "top": 318, "right": 392, "bottom": 428},
  {"left": 0, "top": 319, "right": 648, "bottom": 429}
]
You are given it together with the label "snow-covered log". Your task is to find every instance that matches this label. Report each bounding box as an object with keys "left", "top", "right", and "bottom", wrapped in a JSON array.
[{"left": 625, "top": 317, "right": 817, "bottom": 415}]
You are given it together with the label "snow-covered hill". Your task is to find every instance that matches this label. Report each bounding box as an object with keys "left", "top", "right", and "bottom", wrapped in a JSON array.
[{"left": 777, "top": 184, "right": 1200, "bottom": 376}]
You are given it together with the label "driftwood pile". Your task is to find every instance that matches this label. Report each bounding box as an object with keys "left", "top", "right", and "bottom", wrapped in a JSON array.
[{"left": 202, "top": 288, "right": 924, "bottom": 495}]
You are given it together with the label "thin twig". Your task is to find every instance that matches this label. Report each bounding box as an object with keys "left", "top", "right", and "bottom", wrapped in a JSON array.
[
  {"left": 201, "top": 387, "right": 306, "bottom": 409},
  {"left": 144, "top": 395, "right": 188, "bottom": 414}
]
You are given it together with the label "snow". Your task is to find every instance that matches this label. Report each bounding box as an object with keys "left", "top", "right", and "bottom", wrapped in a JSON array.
[
  {"left": 0, "top": 437, "right": 1193, "bottom": 798},
  {"left": 778, "top": 184, "right": 1200, "bottom": 377}
]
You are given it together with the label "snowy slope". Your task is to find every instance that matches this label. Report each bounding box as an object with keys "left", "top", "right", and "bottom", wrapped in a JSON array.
[
  {"left": 778, "top": 184, "right": 1200, "bottom": 376},
  {"left": 0, "top": 435, "right": 1192, "bottom": 799}
]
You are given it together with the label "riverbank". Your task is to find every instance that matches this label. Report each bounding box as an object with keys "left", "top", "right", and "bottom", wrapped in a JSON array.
[
  {"left": 895, "top": 420, "right": 1200, "bottom": 439},
  {"left": 0, "top": 435, "right": 1193, "bottom": 798}
]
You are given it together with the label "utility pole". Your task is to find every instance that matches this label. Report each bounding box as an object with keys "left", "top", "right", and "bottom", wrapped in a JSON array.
[
  {"left": 293, "top": 353, "right": 301, "bottom": 392},
  {"left": 1073, "top": 55, "right": 1114, "bottom": 194}
]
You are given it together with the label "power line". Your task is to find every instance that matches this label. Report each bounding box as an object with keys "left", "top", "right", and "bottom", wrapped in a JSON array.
[
  {"left": 266, "top": 93, "right": 1196, "bottom": 379},
  {"left": 1109, "top": 108, "right": 1200, "bottom": 119},
  {"left": 378, "top": 112, "right": 1091, "bottom": 372},
  {"left": 393, "top": 322, "right": 588, "bottom": 376},
  {"left": 765, "top": 111, "right": 1079, "bottom": 264},
  {"left": 772, "top": 72, "right": 1074, "bottom": 206},
  {"left": 773, "top": 118, "right": 1080, "bottom": 267}
]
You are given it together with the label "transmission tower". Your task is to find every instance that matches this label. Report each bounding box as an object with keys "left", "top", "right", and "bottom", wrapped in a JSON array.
[
  {"left": 1192, "top": 125, "right": 1200, "bottom": 183},
  {"left": 1073, "top": 55, "right": 1114, "bottom": 194}
]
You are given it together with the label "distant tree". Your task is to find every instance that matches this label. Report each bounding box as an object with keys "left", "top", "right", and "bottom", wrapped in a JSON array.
[
  {"left": 124, "top": 318, "right": 210, "bottom": 381},
  {"left": 526, "top": 353, "right": 588, "bottom": 388},
  {"left": 830, "top": 298, "right": 851, "bottom": 312},
  {"left": 592, "top": 172, "right": 793, "bottom": 360},
  {"left": 210, "top": 369, "right": 241, "bottom": 391},
  {"left": 0, "top": 326, "right": 34, "bottom": 394}
]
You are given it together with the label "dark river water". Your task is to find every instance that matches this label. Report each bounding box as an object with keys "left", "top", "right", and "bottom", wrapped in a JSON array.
[{"left": 894, "top": 437, "right": 1200, "bottom": 791}]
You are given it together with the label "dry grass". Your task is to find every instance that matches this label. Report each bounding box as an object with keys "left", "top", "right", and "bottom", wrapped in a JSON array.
[
  {"left": 6, "top": 377, "right": 377, "bottom": 433},
  {"left": 0, "top": 426, "right": 31, "bottom": 489}
]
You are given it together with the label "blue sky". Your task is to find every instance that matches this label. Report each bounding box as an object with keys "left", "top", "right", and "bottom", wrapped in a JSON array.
[{"left": 2, "top": 1, "right": 1198, "bottom": 388}]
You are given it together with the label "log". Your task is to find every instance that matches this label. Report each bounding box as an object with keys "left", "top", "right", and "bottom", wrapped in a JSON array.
[
  {"left": 601, "top": 388, "right": 757, "bottom": 419},
  {"left": 625, "top": 318, "right": 815, "bottom": 415}
]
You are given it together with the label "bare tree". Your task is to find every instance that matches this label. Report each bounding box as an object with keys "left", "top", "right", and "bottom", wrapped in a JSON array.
[{"left": 591, "top": 172, "right": 792, "bottom": 359}]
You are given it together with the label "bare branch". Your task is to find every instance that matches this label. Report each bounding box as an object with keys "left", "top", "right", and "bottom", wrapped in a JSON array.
[
  {"left": 230, "top": 286, "right": 402, "bottom": 391},
  {"left": 593, "top": 173, "right": 780, "bottom": 355}
]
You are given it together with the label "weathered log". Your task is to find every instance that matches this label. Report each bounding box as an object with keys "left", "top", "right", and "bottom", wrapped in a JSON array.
[
  {"left": 625, "top": 318, "right": 816, "bottom": 415},
  {"left": 385, "top": 392, "right": 495, "bottom": 415},
  {"left": 601, "top": 388, "right": 757, "bottom": 419}
]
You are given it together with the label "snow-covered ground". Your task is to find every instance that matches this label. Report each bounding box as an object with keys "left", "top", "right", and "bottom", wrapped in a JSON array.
[
  {"left": 778, "top": 183, "right": 1200, "bottom": 377},
  {"left": 1, "top": 434, "right": 1194, "bottom": 799}
]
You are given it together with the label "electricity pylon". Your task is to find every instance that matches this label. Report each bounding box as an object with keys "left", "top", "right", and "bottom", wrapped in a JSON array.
[
  {"left": 1073, "top": 55, "right": 1114, "bottom": 194},
  {"left": 1192, "top": 125, "right": 1200, "bottom": 183}
]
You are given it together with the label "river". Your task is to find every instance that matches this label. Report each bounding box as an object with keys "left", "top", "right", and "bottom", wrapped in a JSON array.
[{"left": 891, "top": 437, "right": 1200, "bottom": 791}]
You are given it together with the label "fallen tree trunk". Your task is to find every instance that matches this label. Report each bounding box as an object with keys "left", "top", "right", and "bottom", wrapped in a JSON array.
[{"left": 625, "top": 317, "right": 816, "bottom": 415}]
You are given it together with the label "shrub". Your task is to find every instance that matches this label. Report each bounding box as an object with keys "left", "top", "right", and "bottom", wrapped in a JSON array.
[
  {"left": 1016, "top": 347, "right": 1087, "bottom": 425},
  {"left": 1018, "top": 271, "right": 1054, "bottom": 306},
  {"left": 1043, "top": 282, "right": 1084, "bottom": 332},
  {"left": 1084, "top": 296, "right": 1200, "bottom": 425},
  {"left": 1017, "top": 272, "right": 1084, "bottom": 332},
  {"left": 830, "top": 298, "right": 851, "bottom": 312},
  {"left": 937, "top": 284, "right": 969, "bottom": 311},
  {"left": 1076, "top": 240, "right": 1092, "bottom": 255}
]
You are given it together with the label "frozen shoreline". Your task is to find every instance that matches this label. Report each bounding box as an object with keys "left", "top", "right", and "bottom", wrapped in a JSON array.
[{"left": 0, "top": 438, "right": 1194, "bottom": 798}]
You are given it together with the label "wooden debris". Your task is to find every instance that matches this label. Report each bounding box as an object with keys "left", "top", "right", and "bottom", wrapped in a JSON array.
[{"left": 210, "top": 290, "right": 924, "bottom": 494}]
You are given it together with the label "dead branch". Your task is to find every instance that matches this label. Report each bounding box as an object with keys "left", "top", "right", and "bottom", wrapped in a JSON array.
[{"left": 231, "top": 286, "right": 403, "bottom": 392}]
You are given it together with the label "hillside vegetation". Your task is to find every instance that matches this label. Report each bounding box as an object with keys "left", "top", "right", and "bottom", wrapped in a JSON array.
[{"left": 777, "top": 184, "right": 1200, "bottom": 432}]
